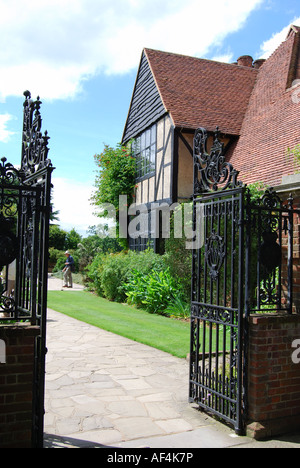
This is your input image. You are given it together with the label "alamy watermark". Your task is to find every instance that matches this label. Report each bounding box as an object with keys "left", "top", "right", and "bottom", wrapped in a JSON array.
[
  {"left": 292, "top": 339, "right": 300, "bottom": 364},
  {"left": 0, "top": 339, "right": 6, "bottom": 364},
  {"left": 98, "top": 195, "right": 204, "bottom": 249}
]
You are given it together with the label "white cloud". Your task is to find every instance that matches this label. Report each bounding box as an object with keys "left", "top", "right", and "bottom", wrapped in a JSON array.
[
  {"left": 0, "top": 114, "right": 16, "bottom": 142},
  {"left": 52, "top": 177, "right": 99, "bottom": 235},
  {"left": 0, "top": 0, "right": 263, "bottom": 101},
  {"left": 210, "top": 53, "right": 235, "bottom": 64},
  {"left": 259, "top": 17, "right": 300, "bottom": 58}
]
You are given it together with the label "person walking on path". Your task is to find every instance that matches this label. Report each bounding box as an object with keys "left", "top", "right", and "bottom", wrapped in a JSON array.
[{"left": 62, "top": 250, "right": 74, "bottom": 288}]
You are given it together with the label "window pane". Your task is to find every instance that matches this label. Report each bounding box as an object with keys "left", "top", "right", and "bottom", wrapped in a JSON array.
[
  {"left": 135, "top": 124, "right": 156, "bottom": 178},
  {"left": 133, "top": 136, "right": 140, "bottom": 156},
  {"left": 145, "top": 129, "right": 150, "bottom": 148},
  {"left": 151, "top": 125, "right": 156, "bottom": 144},
  {"left": 141, "top": 132, "right": 146, "bottom": 150}
]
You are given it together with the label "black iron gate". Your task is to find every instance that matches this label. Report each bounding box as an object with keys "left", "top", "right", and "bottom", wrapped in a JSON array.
[
  {"left": 189, "top": 127, "right": 298, "bottom": 434},
  {"left": 0, "top": 91, "right": 53, "bottom": 447}
]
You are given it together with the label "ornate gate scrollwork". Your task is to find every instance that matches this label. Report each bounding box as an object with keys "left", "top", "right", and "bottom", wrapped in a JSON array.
[
  {"left": 189, "top": 126, "right": 298, "bottom": 435},
  {"left": 193, "top": 127, "right": 242, "bottom": 194},
  {"left": 205, "top": 230, "right": 225, "bottom": 281},
  {"left": 190, "top": 126, "right": 246, "bottom": 434},
  {"left": 0, "top": 91, "right": 54, "bottom": 448}
]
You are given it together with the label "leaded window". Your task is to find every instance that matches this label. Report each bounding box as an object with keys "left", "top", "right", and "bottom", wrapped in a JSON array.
[{"left": 133, "top": 124, "right": 156, "bottom": 178}]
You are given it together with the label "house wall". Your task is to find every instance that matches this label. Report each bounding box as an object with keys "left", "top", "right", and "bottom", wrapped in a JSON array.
[
  {"left": 177, "top": 132, "right": 194, "bottom": 201},
  {"left": 135, "top": 115, "right": 173, "bottom": 206}
]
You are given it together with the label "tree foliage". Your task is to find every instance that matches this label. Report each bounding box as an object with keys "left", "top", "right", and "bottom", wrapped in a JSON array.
[
  {"left": 49, "top": 225, "right": 67, "bottom": 250},
  {"left": 66, "top": 228, "right": 82, "bottom": 250},
  {"left": 91, "top": 142, "right": 136, "bottom": 219}
]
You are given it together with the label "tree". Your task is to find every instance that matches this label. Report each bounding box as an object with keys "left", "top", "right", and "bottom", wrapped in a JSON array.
[
  {"left": 49, "top": 225, "right": 67, "bottom": 250},
  {"left": 65, "top": 228, "right": 82, "bottom": 250},
  {"left": 91, "top": 143, "right": 136, "bottom": 244}
]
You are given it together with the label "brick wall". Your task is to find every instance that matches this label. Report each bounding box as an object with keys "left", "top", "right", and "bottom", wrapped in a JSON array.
[
  {"left": 0, "top": 325, "right": 40, "bottom": 448},
  {"left": 247, "top": 314, "right": 300, "bottom": 439}
]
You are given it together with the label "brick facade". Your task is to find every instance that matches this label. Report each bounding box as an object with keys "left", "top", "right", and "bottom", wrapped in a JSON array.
[
  {"left": 0, "top": 325, "right": 40, "bottom": 448},
  {"left": 247, "top": 314, "right": 300, "bottom": 439}
]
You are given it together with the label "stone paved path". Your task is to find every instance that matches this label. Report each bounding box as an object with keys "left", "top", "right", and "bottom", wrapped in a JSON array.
[{"left": 44, "top": 277, "right": 300, "bottom": 448}]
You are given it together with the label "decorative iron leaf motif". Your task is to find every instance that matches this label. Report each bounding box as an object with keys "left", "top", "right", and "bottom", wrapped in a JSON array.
[
  {"left": 0, "top": 157, "right": 24, "bottom": 186},
  {"left": 205, "top": 230, "right": 225, "bottom": 280}
]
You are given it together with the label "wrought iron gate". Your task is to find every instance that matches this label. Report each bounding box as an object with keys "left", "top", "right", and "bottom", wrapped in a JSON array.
[
  {"left": 189, "top": 127, "right": 298, "bottom": 434},
  {"left": 0, "top": 91, "right": 53, "bottom": 447}
]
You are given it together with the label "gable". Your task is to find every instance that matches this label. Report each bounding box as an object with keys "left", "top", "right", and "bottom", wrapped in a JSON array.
[
  {"left": 144, "top": 48, "right": 258, "bottom": 136},
  {"left": 122, "top": 52, "right": 167, "bottom": 143}
]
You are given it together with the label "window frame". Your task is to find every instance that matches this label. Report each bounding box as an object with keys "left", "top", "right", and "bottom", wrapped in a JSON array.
[{"left": 133, "top": 124, "right": 156, "bottom": 180}]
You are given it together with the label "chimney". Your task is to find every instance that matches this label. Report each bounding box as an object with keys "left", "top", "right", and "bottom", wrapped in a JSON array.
[
  {"left": 253, "top": 58, "right": 266, "bottom": 69},
  {"left": 237, "top": 55, "right": 253, "bottom": 67}
]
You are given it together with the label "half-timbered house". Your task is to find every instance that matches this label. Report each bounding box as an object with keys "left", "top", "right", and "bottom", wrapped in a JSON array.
[{"left": 122, "top": 25, "right": 300, "bottom": 251}]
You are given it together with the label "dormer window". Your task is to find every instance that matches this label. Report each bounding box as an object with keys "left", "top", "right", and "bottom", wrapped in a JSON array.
[{"left": 133, "top": 124, "right": 156, "bottom": 179}]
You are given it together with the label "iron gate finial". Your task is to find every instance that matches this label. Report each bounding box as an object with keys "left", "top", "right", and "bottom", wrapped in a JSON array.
[{"left": 21, "top": 91, "right": 52, "bottom": 176}]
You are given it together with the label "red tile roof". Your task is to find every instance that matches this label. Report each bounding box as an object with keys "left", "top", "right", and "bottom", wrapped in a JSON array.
[
  {"left": 144, "top": 48, "right": 258, "bottom": 136},
  {"left": 230, "top": 25, "right": 300, "bottom": 187}
]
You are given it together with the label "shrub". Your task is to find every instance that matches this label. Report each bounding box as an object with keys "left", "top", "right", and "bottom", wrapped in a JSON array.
[
  {"left": 164, "top": 296, "right": 190, "bottom": 319},
  {"left": 84, "top": 252, "right": 106, "bottom": 295},
  {"left": 163, "top": 204, "right": 192, "bottom": 303},
  {"left": 48, "top": 248, "right": 62, "bottom": 269},
  {"left": 86, "top": 249, "right": 165, "bottom": 302},
  {"left": 125, "top": 267, "right": 184, "bottom": 316}
]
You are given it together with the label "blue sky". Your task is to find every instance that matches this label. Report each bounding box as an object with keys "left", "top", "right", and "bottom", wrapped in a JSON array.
[{"left": 0, "top": 0, "right": 299, "bottom": 235}]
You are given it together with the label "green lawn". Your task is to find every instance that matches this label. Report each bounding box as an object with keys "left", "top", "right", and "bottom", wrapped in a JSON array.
[{"left": 47, "top": 290, "right": 191, "bottom": 358}]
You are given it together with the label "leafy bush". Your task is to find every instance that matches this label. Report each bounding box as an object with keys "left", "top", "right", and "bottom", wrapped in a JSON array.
[
  {"left": 84, "top": 252, "right": 106, "bottom": 295},
  {"left": 163, "top": 204, "right": 192, "bottom": 303},
  {"left": 125, "top": 267, "right": 184, "bottom": 316},
  {"left": 86, "top": 249, "right": 165, "bottom": 302},
  {"left": 164, "top": 296, "right": 190, "bottom": 319},
  {"left": 77, "top": 234, "right": 122, "bottom": 272},
  {"left": 48, "top": 248, "right": 62, "bottom": 269}
]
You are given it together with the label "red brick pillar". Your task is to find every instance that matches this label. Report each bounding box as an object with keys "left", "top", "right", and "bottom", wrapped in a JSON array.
[
  {"left": 0, "top": 325, "right": 40, "bottom": 448},
  {"left": 247, "top": 314, "right": 300, "bottom": 439}
]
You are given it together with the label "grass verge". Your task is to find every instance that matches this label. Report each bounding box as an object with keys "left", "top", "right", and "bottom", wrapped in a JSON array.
[{"left": 47, "top": 290, "right": 190, "bottom": 359}]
